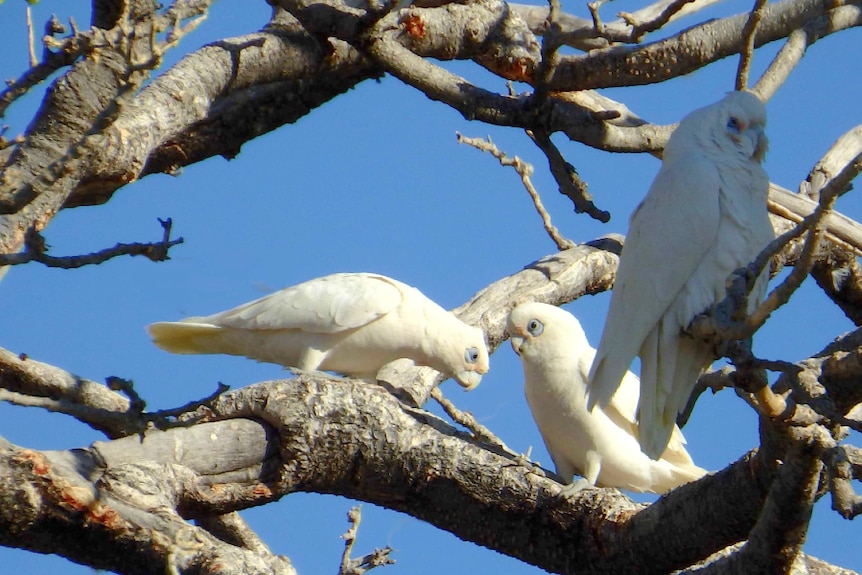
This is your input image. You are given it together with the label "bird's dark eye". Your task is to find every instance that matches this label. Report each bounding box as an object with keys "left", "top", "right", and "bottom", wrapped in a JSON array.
[
  {"left": 727, "top": 117, "right": 741, "bottom": 132},
  {"left": 527, "top": 319, "right": 544, "bottom": 336},
  {"left": 465, "top": 347, "right": 479, "bottom": 363}
]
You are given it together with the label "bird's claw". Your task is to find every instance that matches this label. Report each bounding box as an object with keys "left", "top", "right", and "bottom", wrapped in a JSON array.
[
  {"left": 513, "top": 453, "right": 547, "bottom": 478},
  {"left": 557, "top": 478, "right": 597, "bottom": 500}
]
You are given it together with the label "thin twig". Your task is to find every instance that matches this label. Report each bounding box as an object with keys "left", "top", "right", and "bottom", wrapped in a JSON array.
[
  {"left": 619, "top": 0, "right": 699, "bottom": 41},
  {"left": 0, "top": 3, "right": 212, "bottom": 119},
  {"left": 533, "top": 0, "right": 562, "bottom": 100},
  {"left": 691, "top": 155, "right": 860, "bottom": 349},
  {"left": 587, "top": 0, "right": 607, "bottom": 37},
  {"left": 430, "top": 387, "right": 521, "bottom": 458},
  {"left": 105, "top": 376, "right": 148, "bottom": 414},
  {"left": 0, "top": 218, "right": 184, "bottom": 269},
  {"left": 741, "top": 164, "right": 857, "bottom": 337},
  {"left": 26, "top": 7, "right": 38, "bottom": 68},
  {"left": 339, "top": 507, "right": 395, "bottom": 575},
  {"left": 456, "top": 133, "right": 574, "bottom": 250},
  {"left": 753, "top": 6, "right": 862, "bottom": 100},
  {"left": 735, "top": 0, "right": 768, "bottom": 90},
  {"left": 149, "top": 382, "right": 230, "bottom": 423},
  {"left": 676, "top": 367, "right": 735, "bottom": 428}
]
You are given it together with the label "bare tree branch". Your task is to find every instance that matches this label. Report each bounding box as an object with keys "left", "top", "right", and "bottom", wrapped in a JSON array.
[
  {"left": 456, "top": 133, "right": 575, "bottom": 249},
  {"left": 826, "top": 446, "right": 862, "bottom": 520},
  {"left": 0, "top": 217, "right": 183, "bottom": 268},
  {"left": 800, "top": 125, "right": 862, "bottom": 201},
  {"left": 736, "top": 0, "right": 769, "bottom": 90},
  {"left": 339, "top": 507, "right": 395, "bottom": 575},
  {"left": 753, "top": 5, "right": 862, "bottom": 100},
  {"left": 690, "top": 151, "right": 861, "bottom": 350},
  {"left": 528, "top": 128, "right": 611, "bottom": 223},
  {"left": 195, "top": 512, "right": 278, "bottom": 555},
  {"left": 547, "top": 0, "right": 862, "bottom": 91},
  {"left": 1, "top": 2, "right": 860, "bottom": 573},
  {"left": 511, "top": 0, "right": 725, "bottom": 50},
  {"left": 0, "top": 378, "right": 778, "bottom": 575},
  {"left": 430, "top": 386, "right": 523, "bottom": 458}
]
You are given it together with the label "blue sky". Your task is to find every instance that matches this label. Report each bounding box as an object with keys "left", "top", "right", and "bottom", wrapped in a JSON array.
[{"left": 1, "top": 0, "right": 859, "bottom": 573}]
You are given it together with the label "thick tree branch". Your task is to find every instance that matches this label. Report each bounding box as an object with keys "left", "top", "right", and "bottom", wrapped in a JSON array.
[
  {"left": 547, "top": 0, "right": 862, "bottom": 90},
  {"left": 731, "top": 426, "right": 830, "bottom": 573},
  {"left": 379, "top": 240, "right": 620, "bottom": 405},
  {"left": 0, "top": 425, "right": 294, "bottom": 575},
  {"left": 753, "top": 5, "right": 862, "bottom": 100},
  {"left": 0, "top": 348, "right": 130, "bottom": 415},
  {"left": 0, "top": 344, "right": 234, "bottom": 438},
  {"left": 0, "top": 11, "right": 377, "bottom": 257},
  {"left": 0, "top": 1, "right": 165, "bottom": 261},
  {"left": 3, "top": 0, "right": 857, "bottom": 253},
  {"left": 7, "top": 373, "right": 850, "bottom": 574},
  {"left": 800, "top": 125, "right": 862, "bottom": 201}
]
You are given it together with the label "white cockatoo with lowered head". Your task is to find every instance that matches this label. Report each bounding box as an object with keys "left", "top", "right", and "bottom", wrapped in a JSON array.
[
  {"left": 508, "top": 302, "right": 707, "bottom": 494},
  {"left": 148, "top": 272, "right": 490, "bottom": 389},
  {"left": 588, "top": 91, "right": 775, "bottom": 459}
]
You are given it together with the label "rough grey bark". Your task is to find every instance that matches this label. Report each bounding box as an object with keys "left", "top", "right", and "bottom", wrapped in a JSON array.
[{"left": 1, "top": 0, "right": 861, "bottom": 574}]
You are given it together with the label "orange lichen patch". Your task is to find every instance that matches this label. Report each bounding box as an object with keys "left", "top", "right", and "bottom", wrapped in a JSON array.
[
  {"left": 14, "top": 450, "right": 51, "bottom": 476},
  {"left": 60, "top": 485, "right": 97, "bottom": 512},
  {"left": 403, "top": 12, "right": 426, "bottom": 39},
  {"left": 252, "top": 483, "right": 273, "bottom": 497},
  {"left": 87, "top": 504, "right": 125, "bottom": 529},
  {"left": 499, "top": 58, "right": 534, "bottom": 82}
]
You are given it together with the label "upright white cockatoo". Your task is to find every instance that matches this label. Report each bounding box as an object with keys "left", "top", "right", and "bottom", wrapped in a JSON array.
[
  {"left": 588, "top": 91, "right": 774, "bottom": 459},
  {"left": 148, "top": 272, "right": 490, "bottom": 389},
  {"left": 507, "top": 302, "right": 706, "bottom": 493}
]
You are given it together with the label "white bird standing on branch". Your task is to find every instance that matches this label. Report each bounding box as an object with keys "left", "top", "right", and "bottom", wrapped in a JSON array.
[
  {"left": 588, "top": 91, "right": 775, "bottom": 459},
  {"left": 148, "top": 272, "right": 490, "bottom": 389},
  {"left": 508, "top": 302, "right": 707, "bottom": 494}
]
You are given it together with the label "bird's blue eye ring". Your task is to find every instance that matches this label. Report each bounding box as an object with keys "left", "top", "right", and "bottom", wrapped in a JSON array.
[
  {"left": 527, "top": 319, "right": 544, "bottom": 336},
  {"left": 465, "top": 347, "right": 479, "bottom": 363}
]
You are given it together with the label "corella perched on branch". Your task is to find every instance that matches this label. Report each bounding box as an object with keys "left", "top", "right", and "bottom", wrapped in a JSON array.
[
  {"left": 148, "top": 273, "right": 490, "bottom": 389},
  {"left": 588, "top": 91, "right": 775, "bottom": 459},
  {"left": 508, "top": 302, "right": 706, "bottom": 494}
]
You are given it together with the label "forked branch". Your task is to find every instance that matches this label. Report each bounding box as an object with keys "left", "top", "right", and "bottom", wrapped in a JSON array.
[{"left": 0, "top": 218, "right": 184, "bottom": 269}]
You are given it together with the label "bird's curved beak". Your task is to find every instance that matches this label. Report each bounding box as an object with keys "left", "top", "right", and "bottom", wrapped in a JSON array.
[
  {"left": 455, "top": 370, "right": 483, "bottom": 391},
  {"left": 510, "top": 335, "right": 525, "bottom": 355},
  {"left": 753, "top": 128, "right": 769, "bottom": 163}
]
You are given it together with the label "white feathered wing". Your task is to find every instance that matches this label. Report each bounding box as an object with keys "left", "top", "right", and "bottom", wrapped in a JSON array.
[
  {"left": 508, "top": 302, "right": 706, "bottom": 494},
  {"left": 588, "top": 91, "right": 774, "bottom": 459},
  {"left": 148, "top": 273, "right": 490, "bottom": 388}
]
